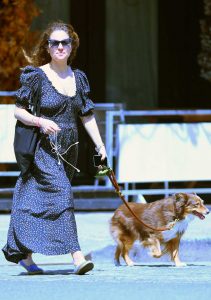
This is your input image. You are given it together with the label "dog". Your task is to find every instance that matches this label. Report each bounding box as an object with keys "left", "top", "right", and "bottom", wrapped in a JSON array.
[{"left": 110, "top": 193, "right": 209, "bottom": 267}]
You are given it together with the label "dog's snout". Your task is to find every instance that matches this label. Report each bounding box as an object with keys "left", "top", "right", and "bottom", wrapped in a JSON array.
[{"left": 206, "top": 209, "right": 210, "bottom": 215}]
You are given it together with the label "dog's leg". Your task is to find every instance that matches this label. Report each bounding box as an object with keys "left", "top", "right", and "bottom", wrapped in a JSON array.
[
  {"left": 121, "top": 238, "right": 135, "bottom": 266},
  {"left": 143, "top": 237, "right": 162, "bottom": 258},
  {"left": 151, "top": 239, "right": 162, "bottom": 258},
  {"left": 114, "top": 245, "right": 121, "bottom": 266},
  {"left": 167, "top": 237, "right": 187, "bottom": 267},
  {"left": 111, "top": 225, "right": 124, "bottom": 266}
]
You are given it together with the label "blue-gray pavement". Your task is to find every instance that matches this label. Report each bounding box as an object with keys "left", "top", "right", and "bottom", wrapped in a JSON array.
[{"left": 0, "top": 212, "right": 211, "bottom": 300}]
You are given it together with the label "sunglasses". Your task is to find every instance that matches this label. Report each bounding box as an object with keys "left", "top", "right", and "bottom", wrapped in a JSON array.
[{"left": 48, "top": 38, "right": 72, "bottom": 48}]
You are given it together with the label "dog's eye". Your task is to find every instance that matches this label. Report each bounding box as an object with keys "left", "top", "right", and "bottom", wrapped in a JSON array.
[{"left": 193, "top": 203, "right": 199, "bottom": 207}]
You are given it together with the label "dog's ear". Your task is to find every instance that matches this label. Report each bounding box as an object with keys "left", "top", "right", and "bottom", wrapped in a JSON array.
[
  {"left": 174, "top": 193, "right": 188, "bottom": 215},
  {"left": 174, "top": 193, "right": 188, "bottom": 202}
]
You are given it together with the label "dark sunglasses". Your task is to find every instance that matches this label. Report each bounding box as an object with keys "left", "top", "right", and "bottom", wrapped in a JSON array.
[{"left": 48, "top": 38, "right": 72, "bottom": 48}]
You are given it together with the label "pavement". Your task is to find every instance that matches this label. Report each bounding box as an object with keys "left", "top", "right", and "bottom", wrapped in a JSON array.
[{"left": 0, "top": 211, "right": 211, "bottom": 300}]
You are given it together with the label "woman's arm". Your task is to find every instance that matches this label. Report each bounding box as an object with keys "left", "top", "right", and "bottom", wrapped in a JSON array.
[
  {"left": 80, "top": 114, "right": 107, "bottom": 160},
  {"left": 14, "top": 106, "right": 60, "bottom": 134}
]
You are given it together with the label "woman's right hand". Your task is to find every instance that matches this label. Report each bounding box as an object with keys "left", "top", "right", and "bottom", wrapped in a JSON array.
[{"left": 39, "top": 118, "right": 61, "bottom": 135}]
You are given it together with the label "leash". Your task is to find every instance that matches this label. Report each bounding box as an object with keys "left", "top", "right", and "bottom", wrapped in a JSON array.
[{"left": 96, "top": 167, "right": 177, "bottom": 232}]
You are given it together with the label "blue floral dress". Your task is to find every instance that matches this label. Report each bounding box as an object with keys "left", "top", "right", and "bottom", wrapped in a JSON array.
[{"left": 2, "top": 66, "right": 94, "bottom": 263}]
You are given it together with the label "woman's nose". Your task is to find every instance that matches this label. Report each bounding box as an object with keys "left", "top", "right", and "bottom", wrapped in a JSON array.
[{"left": 58, "top": 42, "right": 63, "bottom": 49}]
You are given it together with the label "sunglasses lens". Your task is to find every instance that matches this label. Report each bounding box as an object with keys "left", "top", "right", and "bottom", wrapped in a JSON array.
[
  {"left": 62, "top": 38, "right": 72, "bottom": 46},
  {"left": 52, "top": 41, "right": 59, "bottom": 47},
  {"left": 61, "top": 41, "right": 68, "bottom": 46},
  {"left": 48, "top": 38, "right": 72, "bottom": 47}
]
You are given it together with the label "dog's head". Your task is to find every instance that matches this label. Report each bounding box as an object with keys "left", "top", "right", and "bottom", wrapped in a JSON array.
[{"left": 174, "top": 193, "right": 209, "bottom": 220}]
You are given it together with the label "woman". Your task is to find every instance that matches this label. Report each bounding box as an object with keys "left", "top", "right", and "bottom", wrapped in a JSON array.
[{"left": 2, "top": 21, "right": 106, "bottom": 275}]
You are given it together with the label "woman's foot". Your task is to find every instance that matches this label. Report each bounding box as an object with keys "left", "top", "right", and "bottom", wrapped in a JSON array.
[
  {"left": 21, "top": 253, "right": 35, "bottom": 266},
  {"left": 74, "top": 260, "right": 94, "bottom": 275},
  {"left": 72, "top": 250, "right": 94, "bottom": 275},
  {"left": 19, "top": 254, "right": 43, "bottom": 275}
]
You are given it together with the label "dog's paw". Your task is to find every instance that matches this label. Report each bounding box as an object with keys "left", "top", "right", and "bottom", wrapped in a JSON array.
[
  {"left": 114, "top": 259, "right": 121, "bottom": 266},
  {"left": 152, "top": 253, "right": 162, "bottom": 258},
  {"left": 126, "top": 261, "right": 135, "bottom": 267},
  {"left": 150, "top": 249, "right": 162, "bottom": 258},
  {"left": 175, "top": 262, "right": 187, "bottom": 267}
]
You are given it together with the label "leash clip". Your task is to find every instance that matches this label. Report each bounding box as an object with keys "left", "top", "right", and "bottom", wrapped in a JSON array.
[{"left": 166, "top": 218, "right": 179, "bottom": 230}]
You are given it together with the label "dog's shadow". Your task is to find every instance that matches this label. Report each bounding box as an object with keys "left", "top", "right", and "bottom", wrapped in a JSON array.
[
  {"left": 134, "top": 264, "right": 173, "bottom": 268},
  {"left": 115, "top": 264, "right": 173, "bottom": 268},
  {"left": 115, "top": 263, "right": 206, "bottom": 269},
  {"left": 132, "top": 263, "right": 207, "bottom": 268}
]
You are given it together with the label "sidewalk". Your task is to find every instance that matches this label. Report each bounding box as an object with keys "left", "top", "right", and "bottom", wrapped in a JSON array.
[{"left": 1, "top": 212, "right": 211, "bottom": 300}]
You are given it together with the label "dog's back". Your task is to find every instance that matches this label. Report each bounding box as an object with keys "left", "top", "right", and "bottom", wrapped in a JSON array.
[{"left": 111, "top": 197, "right": 176, "bottom": 237}]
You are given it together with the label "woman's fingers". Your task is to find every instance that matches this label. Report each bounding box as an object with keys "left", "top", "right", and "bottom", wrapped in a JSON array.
[
  {"left": 99, "top": 147, "right": 107, "bottom": 161},
  {"left": 46, "top": 126, "right": 60, "bottom": 134},
  {"left": 39, "top": 118, "right": 61, "bottom": 134},
  {"left": 101, "top": 153, "right": 106, "bottom": 160}
]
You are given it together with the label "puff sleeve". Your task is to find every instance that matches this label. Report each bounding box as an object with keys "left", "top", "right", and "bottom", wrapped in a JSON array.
[
  {"left": 15, "top": 66, "right": 40, "bottom": 110},
  {"left": 77, "top": 70, "right": 95, "bottom": 117}
]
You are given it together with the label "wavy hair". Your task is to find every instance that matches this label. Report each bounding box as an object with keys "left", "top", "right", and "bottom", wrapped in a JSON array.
[{"left": 23, "top": 21, "right": 79, "bottom": 66}]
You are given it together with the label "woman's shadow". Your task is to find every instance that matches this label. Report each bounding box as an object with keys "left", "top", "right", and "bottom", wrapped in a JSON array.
[{"left": 18, "top": 268, "right": 75, "bottom": 276}]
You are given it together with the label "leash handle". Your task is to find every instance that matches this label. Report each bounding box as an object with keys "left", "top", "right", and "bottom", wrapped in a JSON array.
[{"left": 107, "top": 169, "right": 176, "bottom": 232}]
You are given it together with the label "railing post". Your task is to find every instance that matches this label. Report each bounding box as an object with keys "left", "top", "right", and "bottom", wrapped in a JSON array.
[{"left": 105, "top": 111, "right": 114, "bottom": 187}]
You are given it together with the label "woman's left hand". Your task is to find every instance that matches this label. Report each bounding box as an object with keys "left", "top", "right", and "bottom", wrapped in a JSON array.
[{"left": 97, "top": 144, "right": 107, "bottom": 161}]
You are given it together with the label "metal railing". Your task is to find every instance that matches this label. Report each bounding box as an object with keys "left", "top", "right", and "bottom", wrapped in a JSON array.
[
  {"left": 0, "top": 91, "right": 16, "bottom": 97},
  {"left": 105, "top": 109, "right": 211, "bottom": 197}
]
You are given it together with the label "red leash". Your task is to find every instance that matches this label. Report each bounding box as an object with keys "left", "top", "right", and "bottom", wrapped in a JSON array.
[{"left": 104, "top": 168, "right": 176, "bottom": 232}]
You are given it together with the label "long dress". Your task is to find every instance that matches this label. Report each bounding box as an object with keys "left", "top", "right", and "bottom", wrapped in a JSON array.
[{"left": 2, "top": 66, "right": 94, "bottom": 263}]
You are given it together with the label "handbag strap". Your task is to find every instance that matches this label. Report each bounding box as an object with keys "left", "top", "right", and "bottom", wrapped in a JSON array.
[{"left": 30, "top": 69, "right": 42, "bottom": 117}]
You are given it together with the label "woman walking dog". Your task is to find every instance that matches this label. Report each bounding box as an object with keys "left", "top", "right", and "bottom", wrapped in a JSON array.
[{"left": 2, "top": 21, "right": 106, "bottom": 275}]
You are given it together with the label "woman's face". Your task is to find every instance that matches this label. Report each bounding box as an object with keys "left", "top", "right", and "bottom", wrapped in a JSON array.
[{"left": 48, "top": 30, "right": 72, "bottom": 63}]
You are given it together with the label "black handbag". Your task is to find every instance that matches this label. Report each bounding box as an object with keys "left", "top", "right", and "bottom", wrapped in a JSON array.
[{"left": 14, "top": 74, "right": 41, "bottom": 176}]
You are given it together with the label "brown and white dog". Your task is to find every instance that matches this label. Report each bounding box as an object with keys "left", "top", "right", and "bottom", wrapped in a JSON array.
[{"left": 110, "top": 193, "right": 209, "bottom": 267}]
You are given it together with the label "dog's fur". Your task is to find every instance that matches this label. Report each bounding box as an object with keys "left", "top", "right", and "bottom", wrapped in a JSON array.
[{"left": 110, "top": 193, "right": 209, "bottom": 267}]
